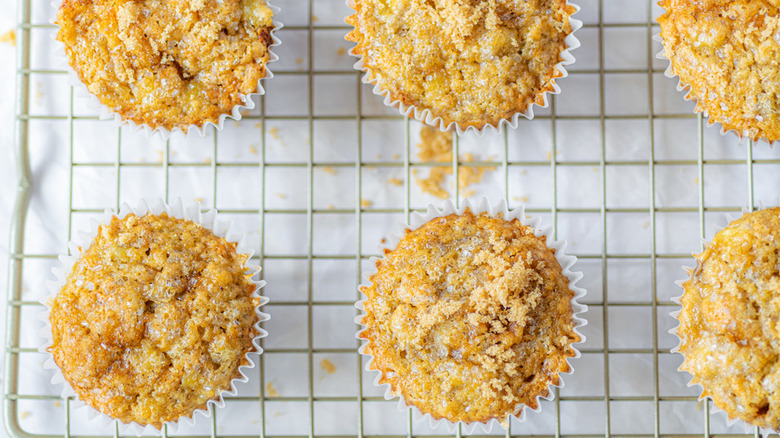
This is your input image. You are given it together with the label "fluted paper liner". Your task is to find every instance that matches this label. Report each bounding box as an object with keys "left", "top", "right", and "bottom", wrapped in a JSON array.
[
  {"left": 670, "top": 205, "right": 780, "bottom": 436},
  {"left": 37, "top": 199, "right": 269, "bottom": 436},
  {"left": 345, "top": 3, "right": 581, "bottom": 136},
  {"left": 51, "top": 1, "right": 282, "bottom": 139},
  {"left": 356, "top": 197, "right": 588, "bottom": 432}
]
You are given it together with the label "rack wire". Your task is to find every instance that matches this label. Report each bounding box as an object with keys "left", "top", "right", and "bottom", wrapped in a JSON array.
[{"left": 6, "top": 0, "right": 780, "bottom": 436}]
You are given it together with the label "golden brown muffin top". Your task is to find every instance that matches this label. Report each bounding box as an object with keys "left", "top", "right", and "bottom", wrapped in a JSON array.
[
  {"left": 678, "top": 207, "right": 780, "bottom": 430},
  {"left": 56, "top": 0, "right": 274, "bottom": 130},
  {"left": 346, "top": 0, "right": 576, "bottom": 130},
  {"left": 49, "top": 213, "right": 258, "bottom": 428},
  {"left": 658, "top": 0, "right": 780, "bottom": 142},
  {"left": 360, "top": 210, "right": 580, "bottom": 423}
]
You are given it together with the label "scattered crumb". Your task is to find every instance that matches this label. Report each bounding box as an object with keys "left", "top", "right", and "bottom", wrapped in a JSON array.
[
  {"left": 592, "top": 167, "right": 599, "bottom": 172},
  {"left": 203, "top": 157, "right": 212, "bottom": 164},
  {"left": 322, "top": 166, "right": 337, "bottom": 175},
  {"left": 193, "top": 197, "right": 204, "bottom": 204},
  {"left": 546, "top": 151, "right": 553, "bottom": 161},
  {"left": 520, "top": 169, "right": 527, "bottom": 175},
  {"left": 276, "top": 193, "right": 287, "bottom": 199},
  {"left": 240, "top": 109, "right": 251, "bottom": 117},
  {"left": 320, "top": 358, "right": 337, "bottom": 374},
  {"left": 365, "top": 165, "right": 376, "bottom": 170},
  {"left": 416, "top": 127, "right": 452, "bottom": 162},
  {"left": 155, "top": 150, "right": 164, "bottom": 164},
  {"left": 327, "top": 204, "right": 335, "bottom": 210},
  {"left": 642, "top": 221, "right": 650, "bottom": 229},
  {"left": 387, "top": 177, "right": 403, "bottom": 186},
  {"left": 462, "top": 189, "right": 476, "bottom": 198},
  {"left": 376, "top": 153, "right": 382, "bottom": 159},
  {"left": 512, "top": 196, "right": 520, "bottom": 201},
  {"left": 34, "top": 82, "right": 44, "bottom": 106},
  {"left": 361, "top": 198, "right": 373, "bottom": 208},
  {"left": 0, "top": 29, "right": 14, "bottom": 45},
  {"left": 414, "top": 127, "right": 495, "bottom": 199},
  {"left": 274, "top": 412, "right": 284, "bottom": 417},
  {"left": 20, "top": 411, "right": 30, "bottom": 420},
  {"left": 457, "top": 153, "right": 495, "bottom": 193},
  {"left": 417, "top": 166, "right": 450, "bottom": 199},
  {"left": 392, "top": 153, "right": 400, "bottom": 160},
  {"left": 254, "top": 122, "right": 263, "bottom": 129},
  {"left": 312, "top": 14, "right": 318, "bottom": 22},
  {"left": 694, "top": 177, "right": 700, "bottom": 185},
  {"left": 54, "top": 401, "right": 61, "bottom": 408},
  {"left": 295, "top": 58, "right": 304, "bottom": 65},
  {"left": 268, "top": 126, "right": 284, "bottom": 146},
  {"left": 266, "top": 382, "right": 280, "bottom": 397},
  {"left": 249, "top": 144, "right": 258, "bottom": 155},
  {"left": 233, "top": 121, "right": 241, "bottom": 128},
  {"left": 381, "top": 238, "right": 386, "bottom": 244},
  {"left": 337, "top": 46, "right": 347, "bottom": 56},
  {"left": 520, "top": 196, "right": 528, "bottom": 203}
]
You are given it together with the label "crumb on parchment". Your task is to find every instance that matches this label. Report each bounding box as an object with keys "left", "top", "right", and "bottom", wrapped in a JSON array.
[
  {"left": 0, "top": 29, "right": 15, "bottom": 45},
  {"left": 320, "top": 358, "right": 336, "bottom": 374},
  {"left": 414, "top": 126, "right": 495, "bottom": 199}
]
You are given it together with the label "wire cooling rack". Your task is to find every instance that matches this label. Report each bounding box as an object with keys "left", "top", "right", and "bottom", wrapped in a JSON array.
[{"left": 7, "top": 0, "right": 780, "bottom": 436}]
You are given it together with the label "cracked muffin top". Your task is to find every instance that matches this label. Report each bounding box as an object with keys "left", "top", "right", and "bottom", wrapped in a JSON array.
[
  {"left": 346, "top": 0, "right": 576, "bottom": 130},
  {"left": 49, "top": 213, "right": 259, "bottom": 428},
  {"left": 56, "top": 0, "right": 274, "bottom": 130},
  {"left": 658, "top": 0, "right": 780, "bottom": 142},
  {"left": 677, "top": 207, "right": 780, "bottom": 430},
  {"left": 360, "top": 210, "right": 580, "bottom": 423}
]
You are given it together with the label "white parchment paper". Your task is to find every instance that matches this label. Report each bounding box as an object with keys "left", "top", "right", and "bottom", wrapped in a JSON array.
[{"left": 3, "top": 0, "right": 780, "bottom": 436}]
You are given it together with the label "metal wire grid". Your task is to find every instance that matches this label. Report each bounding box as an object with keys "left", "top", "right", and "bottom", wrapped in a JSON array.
[{"left": 6, "top": 0, "right": 780, "bottom": 436}]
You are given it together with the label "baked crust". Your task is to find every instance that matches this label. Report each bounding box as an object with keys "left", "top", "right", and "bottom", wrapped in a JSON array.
[
  {"left": 56, "top": 0, "right": 274, "bottom": 130},
  {"left": 346, "top": 0, "right": 576, "bottom": 130},
  {"left": 360, "top": 210, "right": 580, "bottom": 423},
  {"left": 658, "top": 0, "right": 780, "bottom": 142},
  {"left": 678, "top": 208, "right": 780, "bottom": 430},
  {"left": 49, "top": 213, "right": 258, "bottom": 427}
]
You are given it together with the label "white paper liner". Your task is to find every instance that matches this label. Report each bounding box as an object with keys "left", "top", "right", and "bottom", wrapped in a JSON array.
[
  {"left": 345, "top": 3, "right": 582, "bottom": 136},
  {"left": 51, "top": 1, "right": 283, "bottom": 140},
  {"left": 37, "top": 198, "right": 269, "bottom": 436},
  {"left": 654, "top": 30, "right": 777, "bottom": 147},
  {"left": 670, "top": 205, "right": 780, "bottom": 436},
  {"left": 355, "top": 197, "right": 588, "bottom": 433}
]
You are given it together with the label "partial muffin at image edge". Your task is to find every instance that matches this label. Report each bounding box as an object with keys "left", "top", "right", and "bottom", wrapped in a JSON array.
[
  {"left": 359, "top": 205, "right": 584, "bottom": 425},
  {"left": 47, "top": 209, "right": 262, "bottom": 428},
  {"left": 658, "top": 0, "right": 780, "bottom": 143},
  {"left": 676, "top": 207, "right": 780, "bottom": 430},
  {"left": 55, "top": 0, "right": 276, "bottom": 131},
  {"left": 346, "top": 0, "right": 579, "bottom": 132}
]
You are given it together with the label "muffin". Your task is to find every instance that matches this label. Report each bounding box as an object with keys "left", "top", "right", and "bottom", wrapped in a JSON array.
[
  {"left": 47, "top": 209, "right": 261, "bottom": 428},
  {"left": 358, "top": 202, "right": 584, "bottom": 426},
  {"left": 55, "top": 0, "right": 276, "bottom": 132},
  {"left": 676, "top": 207, "right": 780, "bottom": 430},
  {"left": 346, "top": 0, "right": 579, "bottom": 132},
  {"left": 658, "top": 0, "right": 780, "bottom": 142}
]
